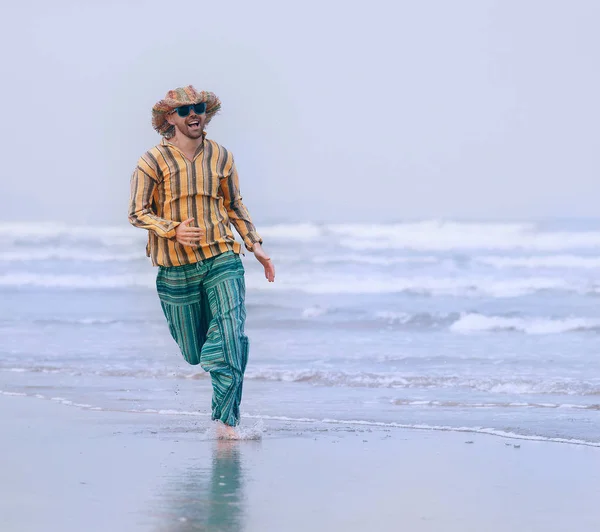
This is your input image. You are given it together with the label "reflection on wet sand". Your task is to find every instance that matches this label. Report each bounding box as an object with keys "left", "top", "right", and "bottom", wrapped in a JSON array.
[{"left": 160, "top": 440, "right": 246, "bottom": 531}]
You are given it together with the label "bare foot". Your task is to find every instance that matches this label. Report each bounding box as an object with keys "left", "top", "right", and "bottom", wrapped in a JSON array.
[{"left": 216, "top": 421, "right": 238, "bottom": 440}]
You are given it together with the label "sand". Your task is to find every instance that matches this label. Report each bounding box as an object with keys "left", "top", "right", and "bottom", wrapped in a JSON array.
[{"left": 1, "top": 393, "right": 599, "bottom": 532}]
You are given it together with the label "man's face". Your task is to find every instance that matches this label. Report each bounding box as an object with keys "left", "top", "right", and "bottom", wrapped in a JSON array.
[{"left": 166, "top": 105, "right": 207, "bottom": 139}]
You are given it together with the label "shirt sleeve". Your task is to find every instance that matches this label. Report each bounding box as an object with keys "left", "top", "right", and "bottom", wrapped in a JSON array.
[
  {"left": 220, "top": 157, "right": 263, "bottom": 251},
  {"left": 128, "top": 165, "right": 180, "bottom": 239}
]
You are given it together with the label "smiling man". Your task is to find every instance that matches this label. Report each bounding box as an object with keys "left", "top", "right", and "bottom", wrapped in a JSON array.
[{"left": 129, "top": 85, "right": 275, "bottom": 438}]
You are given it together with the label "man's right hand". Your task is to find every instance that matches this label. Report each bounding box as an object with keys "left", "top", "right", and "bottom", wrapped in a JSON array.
[{"left": 175, "top": 218, "right": 204, "bottom": 247}]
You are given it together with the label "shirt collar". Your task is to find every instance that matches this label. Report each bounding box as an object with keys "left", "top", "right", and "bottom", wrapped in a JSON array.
[{"left": 160, "top": 134, "right": 206, "bottom": 158}]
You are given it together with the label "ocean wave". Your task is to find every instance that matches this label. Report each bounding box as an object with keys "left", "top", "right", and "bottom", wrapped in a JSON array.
[
  {"left": 243, "top": 369, "right": 600, "bottom": 395},
  {"left": 40, "top": 318, "right": 121, "bottom": 326},
  {"left": 306, "top": 253, "right": 600, "bottom": 269},
  {"left": 6, "top": 309, "right": 596, "bottom": 336},
  {"left": 1, "top": 308, "right": 595, "bottom": 336},
  {"left": 259, "top": 220, "right": 600, "bottom": 252},
  {"left": 247, "top": 273, "right": 588, "bottom": 297},
  {"left": 338, "top": 308, "right": 592, "bottom": 337},
  {"left": 374, "top": 311, "right": 457, "bottom": 328},
  {"left": 309, "top": 309, "right": 600, "bottom": 334},
  {"left": 5, "top": 243, "right": 600, "bottom": 273},
  {"left": 0, "top": 273, "right": 155, "bottom": 289},
  {"left": 301, "top": 306, "right": 330, "bottom": 318},
  {"left": 331, "top": 221, "right": 600, "bottom": 252},
  {"left": 476, "top": 255, "right": 600, "bottom": 269},
  {"left": 450, "top": 313, "right": 600, "bottom": 334},
  {"left": 4, "top": 220, "right": 600, "bottom": 253},
  {"left": 389, "top": 398, "right": 600, "bottom": 410},
  {"left": 0, "top": 249, "right": 142, "bottom": 263},
  {"left": 246, "top": 415, "right": 600, "bottom": 447},
  {"left": 259, "top": 223, "right": 323, "bottom": 241},
  {"left": 4, "top": 365, "right": 598, "bottom": 395},
  {"left": 310, "top": 254, "right": 440, "bottom": 266},
  {"left": 334, "top": 253, "right": 600, "bottom": 270},
  {"left": 0, "top": 317, "right": 158, "bottom": 327},
  {"left": 0, "top": 222, "right": 142, "bottom": 248},
  {"left": 313, "top": 253, "right": 600, "bottom": 270},
  {"left": 1, "top": 270, "right": 598, "bottom": 299}
]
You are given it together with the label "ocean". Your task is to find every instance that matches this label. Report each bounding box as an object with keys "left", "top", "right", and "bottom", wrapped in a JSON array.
[{"left": 1, "top": 219, "right": 600, "bottom": 446}]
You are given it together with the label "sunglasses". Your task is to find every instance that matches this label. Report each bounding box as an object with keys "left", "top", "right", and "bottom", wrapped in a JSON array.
[{"left": 171, "top": 102, "right": 207, "bottom": 117}]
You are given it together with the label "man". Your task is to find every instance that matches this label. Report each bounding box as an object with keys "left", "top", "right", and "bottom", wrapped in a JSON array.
[{"left": 129, "top": 85, "right": 275, "bottom": 439}]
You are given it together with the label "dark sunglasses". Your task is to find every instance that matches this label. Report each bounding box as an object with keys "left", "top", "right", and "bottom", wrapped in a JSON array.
[{"left": 171, "top": 102, "right": 207, "bottom": 117}]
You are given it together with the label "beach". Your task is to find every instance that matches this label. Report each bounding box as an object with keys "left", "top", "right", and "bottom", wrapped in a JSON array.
[
  {"left": 2, "top": 393, "right": 599, "bottom": 532},
  {"left": 3, "top": 219, "right": 600, "bottom": 530},
  {"left": 4, "top": 0, "right": 600, "bottom": 527}
]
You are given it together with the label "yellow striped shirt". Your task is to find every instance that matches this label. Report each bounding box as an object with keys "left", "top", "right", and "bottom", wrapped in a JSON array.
[{"left": 129, "top": 137, "right": 262, "bottom": 267}]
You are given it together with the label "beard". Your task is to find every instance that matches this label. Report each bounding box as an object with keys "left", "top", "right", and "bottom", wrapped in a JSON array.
[{"left": 176, "top": 122, "right": 203, "bottom": 139}]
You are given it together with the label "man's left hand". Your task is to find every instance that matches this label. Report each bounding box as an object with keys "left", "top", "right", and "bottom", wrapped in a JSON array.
[{"left": 252, "top": 243, "right": 275, "bottom": 282}]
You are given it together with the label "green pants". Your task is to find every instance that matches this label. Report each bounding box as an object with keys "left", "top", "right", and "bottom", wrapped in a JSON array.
[{"left": 156, "top": 251, "right": 248, "bottom": 426}]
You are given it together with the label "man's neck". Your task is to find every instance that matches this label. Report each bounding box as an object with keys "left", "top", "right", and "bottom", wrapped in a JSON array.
[{"left": 168, "top": 132, "right": 204, "bottom": 156}]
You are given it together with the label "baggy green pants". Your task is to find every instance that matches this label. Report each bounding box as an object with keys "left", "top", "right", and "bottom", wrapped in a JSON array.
[{"left": 156, "top": 251, "right": 248, "bottom": 426}]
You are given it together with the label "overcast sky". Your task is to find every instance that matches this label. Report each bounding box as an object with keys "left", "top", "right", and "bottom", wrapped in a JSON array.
[{"left": 2, "top": 0, "right": 599, "bottom": 225}]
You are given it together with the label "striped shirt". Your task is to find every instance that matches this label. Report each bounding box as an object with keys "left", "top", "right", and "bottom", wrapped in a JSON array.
[{"left": 129, "top": 137, "right": 262, "bottom": 267}]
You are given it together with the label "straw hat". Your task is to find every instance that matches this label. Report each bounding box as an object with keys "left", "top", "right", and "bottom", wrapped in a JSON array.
[{"left": 151, "top": 85, "right": 221, "bottom": 138}]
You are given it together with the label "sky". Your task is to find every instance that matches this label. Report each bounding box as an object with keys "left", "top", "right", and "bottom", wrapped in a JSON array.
[{"left": 2, "top": 0, "right": 599, "bottom": 225}]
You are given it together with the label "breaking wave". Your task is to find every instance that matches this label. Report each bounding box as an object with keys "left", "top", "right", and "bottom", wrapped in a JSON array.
[
  {"left": 4, "top": 271, "right": 599, "bottom": 298},
  {"left": 4, "top": 220, "right": 600, "bottom": 252},
  {"left": 3, "top": 366, "right": 600, "bottom": 396}
]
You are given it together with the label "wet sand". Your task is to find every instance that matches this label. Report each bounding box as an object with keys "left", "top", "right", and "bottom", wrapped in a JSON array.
[{"left": 1, "top": 394, "right": 599, "bottom": 532}]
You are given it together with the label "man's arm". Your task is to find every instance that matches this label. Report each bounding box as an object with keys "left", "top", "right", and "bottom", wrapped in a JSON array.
[
  {"left": 219, "top": 157, "right": 263, "bottom": 251},
  {"left": 128, "top": 165, "right": 180, "bottom": 238},
  {"left": 220, "top": 153, "right": 275, "bottom": 282}
]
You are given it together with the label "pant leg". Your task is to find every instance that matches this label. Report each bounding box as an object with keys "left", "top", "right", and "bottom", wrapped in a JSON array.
[
  {"left": 156, "top": 263, "right": 211, "bottom": 366},
  {"left": 199, "top": 252, "right": 249, "bottom": 426}
]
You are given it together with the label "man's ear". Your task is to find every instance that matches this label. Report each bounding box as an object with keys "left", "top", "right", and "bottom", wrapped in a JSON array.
[{"left": 165, "top": 113, "right": 176, "bottom": 126}]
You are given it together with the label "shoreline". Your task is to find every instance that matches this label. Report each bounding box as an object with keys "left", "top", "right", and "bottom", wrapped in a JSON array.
[
  {"left": 2, "top": 393, "right": 600, "bottom": 531},
  {"left": 1, "top": 388, "right": 598, "bottom": 449}
]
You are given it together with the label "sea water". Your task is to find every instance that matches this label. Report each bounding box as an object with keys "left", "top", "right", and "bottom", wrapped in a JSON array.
[{"left": 1, "top": 219, "right": 600, "bottom": 445}]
